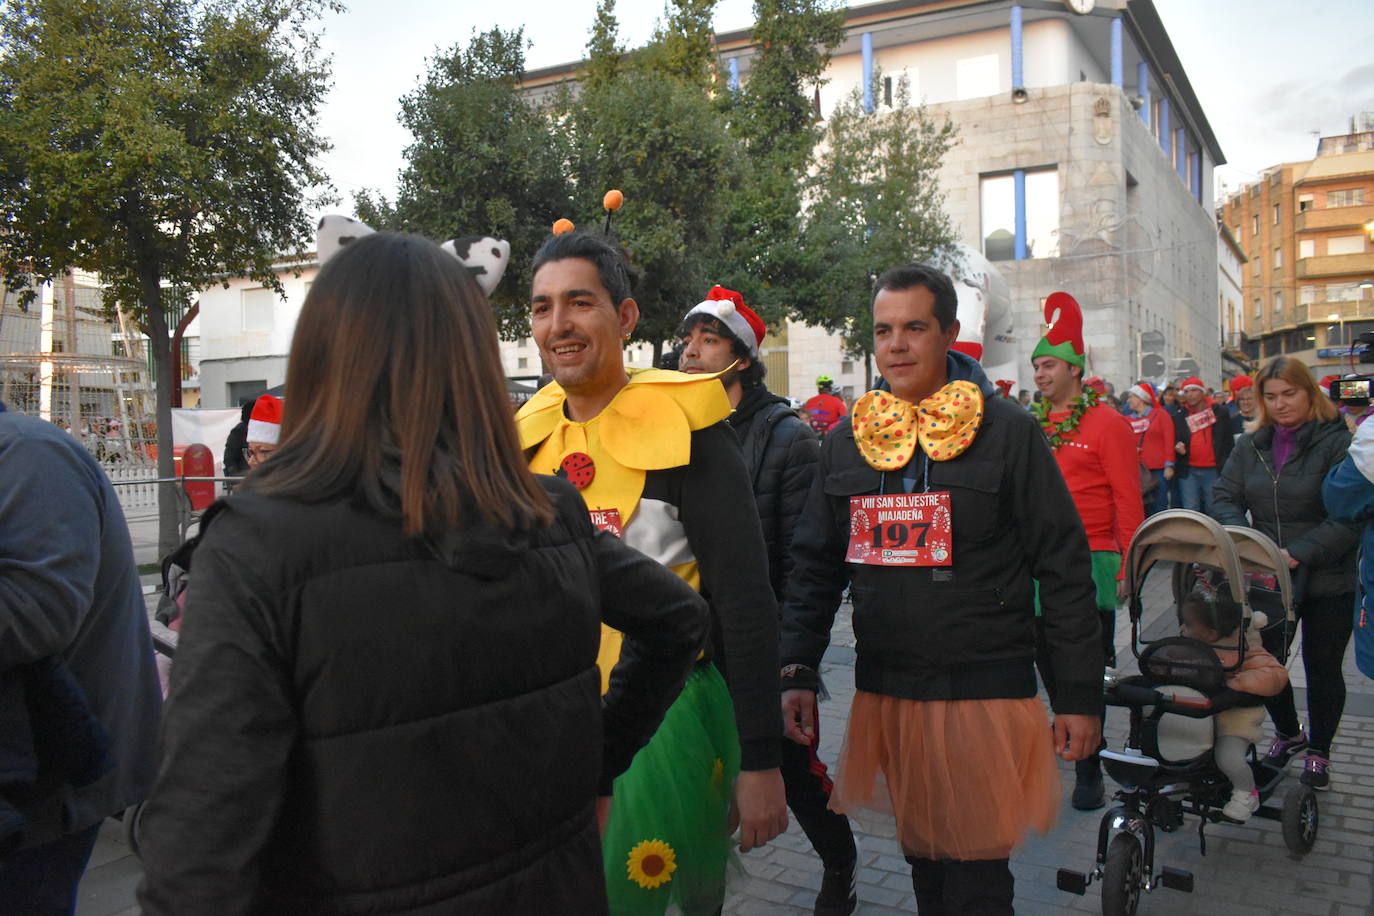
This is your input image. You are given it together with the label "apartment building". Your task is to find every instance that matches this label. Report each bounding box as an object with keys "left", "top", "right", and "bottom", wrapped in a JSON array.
[{"left": 1220, "top": 124, "right": 1374, "bottom": 374}]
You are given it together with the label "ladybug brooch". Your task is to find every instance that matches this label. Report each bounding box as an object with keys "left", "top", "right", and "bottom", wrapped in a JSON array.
[{"left": 557, "top": 452, "right": 596, "bottom": 490}]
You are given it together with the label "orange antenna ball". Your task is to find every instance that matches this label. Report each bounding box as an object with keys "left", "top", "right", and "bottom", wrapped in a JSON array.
[
  {"left": 552, "top": 218, "right": 575, "bottom": 235},
  {"left": 603, "top": 189, "right": 624, "bottom": 211}
]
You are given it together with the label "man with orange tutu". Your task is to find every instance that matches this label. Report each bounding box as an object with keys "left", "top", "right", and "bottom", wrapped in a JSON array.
[{"left": 779, "top": 263, "right": 1103, "bottom": 914}]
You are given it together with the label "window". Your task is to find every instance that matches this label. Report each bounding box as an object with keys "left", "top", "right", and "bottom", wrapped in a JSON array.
[
  {"left": 1273, "top": 290, "right": 1283, "bottom": 314},
  {"left": 841, "top": 359, "right": 854, "bottom": 374},
  {"left": 228, "top": 380, "right": 268, "bottom": 407},
  {"left": 1329, "top": 235, "right": 1366, "bottom": 255},
  {"left": 956, "top": 54, "right": 999, "bottom": 100},
  {"left": 979, "top": 168, "right": 1059, "bottom": 261},
  {"left": 517, "top": 356, "right": 528, "bottom": 369},
  {"left": 1272, "top": 203, "right": 1280, "bottom": 225},
  {"left": 1299, "top": 285, "right": 1317, "bottom": 304},
  {"left": 1327, "top": 188, "right": 1365, "bottom": 207},
  {"left": 1299, "top": 239, "right": 1315, "bottom": 259},
  {"left": 241, "top": 288, "right": 274, "bottom": 332},
  {"left": 980, "top": 174, "right": 1015, "bottom": 261},
  {"left": 1298, "top": 194, "right": 1314, "bottom": 212},
  {"left": 1252, "top": 214, "right": 1259, "bottom": 235},
  {"left": 1253, "top": 297, "right": 1262, "bottom": 319},
  {"left": 1274, "top": 247, "right": 1283, "bottom": 268},
  {"left": 1235, "top": 224, "right": 1243, "bottom": 244},
  {"left": 1329, "top": 282, "right": 1367, "bottom": 302}
]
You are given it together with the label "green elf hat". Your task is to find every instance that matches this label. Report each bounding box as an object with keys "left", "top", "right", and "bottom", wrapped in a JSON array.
[{"left": 1030, "top": 291, "right": 1086, "bottom": 369}]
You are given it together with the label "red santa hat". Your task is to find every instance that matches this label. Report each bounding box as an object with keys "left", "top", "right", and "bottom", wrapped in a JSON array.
[
  {"left": 1126, "top": 382, "right": 1158, "bottom": 408},
  {"left": 1179, "top": 376, "right": 1207, "bottom": 393},
  {"left": 994, "top": 378, "right": 1014, "bottom": 397},
  {"left": 247, "top": 394, "right": 283, "bottom": 445},
  {"left": 682, "top": 286, "right": 766, "bottom": 357},
  {"left": 1228, "top": 375, "right": 1254, "bottom": 396},
  {"left": 1084, "top": 377, "right": 1108, "bottom": 397}
]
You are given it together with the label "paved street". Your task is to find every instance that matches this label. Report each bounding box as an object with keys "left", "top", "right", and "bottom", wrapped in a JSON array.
[{"left": 75, "top": 525, "right": 1374, "bottom": 915}]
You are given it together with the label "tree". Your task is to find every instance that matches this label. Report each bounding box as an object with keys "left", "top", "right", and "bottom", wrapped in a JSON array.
[
  {"left": 710, "top": 0, "right": 845, "bottom": 326},
  {"left": 0, "top": 0, "right": 337, "bottom": 556},
  {"left": 795, "top": 73, "right": 960, "bottom": 384},
  {"left": 555, "top": 0, "right": 733, "bottom": 363},
  {"left": 561, "top": 68, "right": 732, "bottom": 362},
  {"left": 357, "top": 27, "right": 573, "bottom": 338}
]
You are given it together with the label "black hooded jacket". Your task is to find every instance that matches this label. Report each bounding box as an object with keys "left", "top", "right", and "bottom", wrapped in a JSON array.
[
  {"left": 728, "top": 386, "right": 820, "bottom": 602},
  {"left": 780, "top": 352, "right": 1103, "bottom": 715}
]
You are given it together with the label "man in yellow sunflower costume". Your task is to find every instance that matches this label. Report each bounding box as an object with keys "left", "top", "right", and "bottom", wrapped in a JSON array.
[
  {"left": 518, "top": 231, "right": 787, "bottom": 914},
  {"left": 779, "top": 263, "right": 1103, "bottom": 914}
]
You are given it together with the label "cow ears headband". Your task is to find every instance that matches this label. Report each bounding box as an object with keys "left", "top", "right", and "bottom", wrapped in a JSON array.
[
  {"left": 316, "top": 215, "right": 511, "bottom": 296},
  {"left": 551, "top": 189, "right": 625, "bottom": 237}
]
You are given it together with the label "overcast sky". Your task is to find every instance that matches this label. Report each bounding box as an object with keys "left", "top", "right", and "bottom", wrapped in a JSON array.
[{"left": 313, "top": 0, "right": 1374, "bottom": 211}]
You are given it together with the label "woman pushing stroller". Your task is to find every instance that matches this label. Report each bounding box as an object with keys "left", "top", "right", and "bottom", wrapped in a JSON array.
[{"left": 1177, "top": 582, "right": 1288, "bottom": 822}]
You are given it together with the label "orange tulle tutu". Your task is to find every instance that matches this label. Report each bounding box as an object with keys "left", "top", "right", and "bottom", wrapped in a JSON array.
[{"left": 829, "top": 692, "right": 1060, "bottom": 861}]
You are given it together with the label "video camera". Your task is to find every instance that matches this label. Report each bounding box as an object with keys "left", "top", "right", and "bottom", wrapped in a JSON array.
[{"left": 1328, "top": 331, "right": 1374, "bottom": 405}]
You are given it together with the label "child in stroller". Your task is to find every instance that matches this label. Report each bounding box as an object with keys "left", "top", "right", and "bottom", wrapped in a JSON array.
[{"left": 1176, "top": 581, "right": 1288, "bottom": 822}]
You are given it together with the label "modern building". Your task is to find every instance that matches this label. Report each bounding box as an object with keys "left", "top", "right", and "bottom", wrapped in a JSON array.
[
  {"left": 521, "top": 0, "right": 1225, "bottom": 395},
  {"left": 1220, "top": 122, "right": 1374, "bottom": 375}
]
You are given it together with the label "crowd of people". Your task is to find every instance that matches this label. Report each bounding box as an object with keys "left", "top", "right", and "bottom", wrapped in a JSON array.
[{"left": 3, "top": 216, "right": 1373, "bottom": 916}]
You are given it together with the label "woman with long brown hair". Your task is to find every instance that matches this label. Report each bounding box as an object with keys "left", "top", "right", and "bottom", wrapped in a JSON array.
[
  {"left": 137, "top": 232, "right": 708, "bottom": 914},
  {"left": 1213, "top": 355, "right": 1359, "bottom": 793}
]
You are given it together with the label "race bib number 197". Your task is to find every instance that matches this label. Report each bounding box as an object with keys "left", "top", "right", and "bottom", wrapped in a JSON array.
[{"left": 845, "top": 492, "right": 953, "bottom": 566}]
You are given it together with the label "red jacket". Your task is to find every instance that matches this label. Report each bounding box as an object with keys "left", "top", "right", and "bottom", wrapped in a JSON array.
[
  {"left": 1130, "top": 386, "right": 1176, "bottom": 471},
  {"left": 1047, "top": 402, "right": 1145, "bottom": 575}
]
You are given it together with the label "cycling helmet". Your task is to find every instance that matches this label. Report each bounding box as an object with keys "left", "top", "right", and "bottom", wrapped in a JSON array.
[{"left": 816, "top": 374, "right": 834, "bottom": 389}]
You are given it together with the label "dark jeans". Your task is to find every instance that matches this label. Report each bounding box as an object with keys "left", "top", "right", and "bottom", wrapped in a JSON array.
[
  {"left": 0, "top": 822, "right": 101, "bottom": 916},
  {"left": 905, "top": 855, "right": 1014, "bottom": 915},
  {"left": 779, "top": 706, "right": 856, "bottom": 869},
  {"left": 1146, "top": 469, "right": 1170, "bottom": 515},
  {"left": 1263, "top": 591, "right": 1356, "bottom": 756}
]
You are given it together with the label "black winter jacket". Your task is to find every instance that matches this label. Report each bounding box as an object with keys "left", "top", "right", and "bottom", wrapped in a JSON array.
[
  {"left": 1173, "top": 402, "right": 1234, "bottom": 477},
  {"left": 1212, "top": 417, "right": 1359, "bottom": 598},
  {"left": 729, "top": 387, "right": 820, "bottom": 602},
  {"left": 780, "top": 356, "right": 1104, "bottom": 715},
  {"left": 137, "top": 477, "right": 708, "bottom": 915}
]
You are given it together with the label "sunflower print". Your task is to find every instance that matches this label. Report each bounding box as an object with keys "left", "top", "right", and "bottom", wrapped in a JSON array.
[{"left": 626, "top": 838, "right": 677, "bottom": 889}]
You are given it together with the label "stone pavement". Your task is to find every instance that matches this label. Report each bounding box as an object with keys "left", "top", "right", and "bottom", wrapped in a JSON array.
[{"left": 72, "top": 555, "right": 1374, "bottom": 916}]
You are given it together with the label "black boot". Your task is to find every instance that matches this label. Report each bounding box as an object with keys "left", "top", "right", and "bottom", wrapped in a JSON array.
[{"left": 1072, "top": 754, "right": 1105, "bottom": 810}]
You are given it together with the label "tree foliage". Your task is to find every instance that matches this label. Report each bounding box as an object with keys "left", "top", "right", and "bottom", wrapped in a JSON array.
[
  {"left": 563, "top": 69, "right": 731, "bottom": 359},
  {"left": 0, "top": 0, "right": 337, "bottom": 555},
  {"left": 796, "top": 73, "right": 960, "bottom": 373},
  {"left": 710, "top": 0, "right": 845, "bottom": 325},
  {"left": 355, "top": 27, "right": 572, "bottom": 338}
]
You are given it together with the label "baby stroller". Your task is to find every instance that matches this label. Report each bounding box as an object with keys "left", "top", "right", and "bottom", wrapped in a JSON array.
[{"left": 1056, "top": 510, "right": 1317, "bottom": 916}]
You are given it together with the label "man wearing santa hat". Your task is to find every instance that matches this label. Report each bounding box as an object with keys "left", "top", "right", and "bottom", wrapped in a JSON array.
[
  {"left": 1176, "top": 377, "right": 1233, "bottom": 514},
  {"left": 678, "top": 288, "right": 858, "bottom": 914}
]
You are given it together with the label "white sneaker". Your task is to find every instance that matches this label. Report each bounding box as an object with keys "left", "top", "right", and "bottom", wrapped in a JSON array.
[{"left": 1221, "top": 788, "right": 1259, "bottom": 822}]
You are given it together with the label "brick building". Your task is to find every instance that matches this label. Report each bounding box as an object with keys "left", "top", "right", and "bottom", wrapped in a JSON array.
[{"left": 1220, "top": 124, "right": 1374, "bottom": 374}]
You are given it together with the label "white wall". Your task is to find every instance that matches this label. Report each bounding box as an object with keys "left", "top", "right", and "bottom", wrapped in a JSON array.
[{"left": 196, "top": 265, "right": 317, "bottom": 364}]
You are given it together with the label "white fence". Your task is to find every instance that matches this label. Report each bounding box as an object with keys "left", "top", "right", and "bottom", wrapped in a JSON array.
[{"left": 105, "top": 462, "right": 161, "bottom": 516}]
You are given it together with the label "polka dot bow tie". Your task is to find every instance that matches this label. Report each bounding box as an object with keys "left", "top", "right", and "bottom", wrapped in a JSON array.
[{"left": 852, "top": 380, "right": 985, "bottom": 470}]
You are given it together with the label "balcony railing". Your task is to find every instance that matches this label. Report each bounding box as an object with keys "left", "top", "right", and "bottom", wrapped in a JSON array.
[
  {"left": 1297, "top": 252, "right": 1374, "bottom": 279},
  {"left": 1295, "top": 203, "right": 1374, "bottom": 233}
]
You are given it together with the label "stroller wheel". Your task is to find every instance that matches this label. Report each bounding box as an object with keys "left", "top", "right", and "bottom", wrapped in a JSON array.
[
  {"left": 1281, "top": 787, "right": 1319, "bottom": 854},
  {"left": 1101, "top": 832, "right": 1144, "bottom": 916}
]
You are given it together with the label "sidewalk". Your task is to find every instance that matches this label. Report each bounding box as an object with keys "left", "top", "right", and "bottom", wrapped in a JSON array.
[{"left": 74, "top": 559, "right": 1374, "bottom": 916}]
